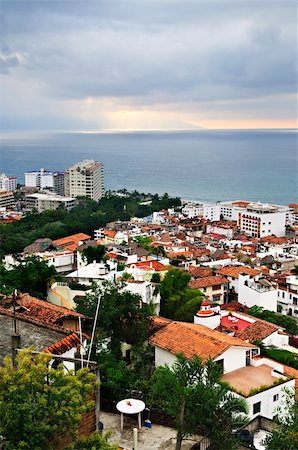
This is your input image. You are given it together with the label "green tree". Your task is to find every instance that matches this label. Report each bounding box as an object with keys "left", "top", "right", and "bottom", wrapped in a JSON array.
[
  {"left": 76, "top": 281, "right": 152, "bottom": 349},
  {"left": 150, "top": 354, "right": 248, "bottom": 450},
  {"left": 0, "top": 349, "right": 96, "bottom": 450},
  {"left": 66, "top": 431, "right": 118, "bottom": 450},
  {"left": 66, "top": 432, "right": 118, "bottom": 450},
  {"left": 0, "top": 256, "right": 58, "bottom": 299},
  {"left": 264, "top": 388, "right": 298, "bottom": 450},
  {"left": 81, "top": 245, "right": 106, "bottom": 264},
  {"left": 158, "top": 269, "right": 203, "bottom": 321},
  {"left": 248, "top": 306, "right": 298, "bottom": 335}
]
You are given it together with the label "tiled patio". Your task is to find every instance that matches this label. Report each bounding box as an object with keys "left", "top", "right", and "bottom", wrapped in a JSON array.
[
  {"left": 222, "top": 365, "right": 278, "bottom": 396},
  {"left": 99, "top": 411, "right": 202, "bottom": 449}
]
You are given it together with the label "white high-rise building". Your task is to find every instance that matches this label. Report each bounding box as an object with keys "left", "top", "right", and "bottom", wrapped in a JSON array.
[
  {"left": 64, "top": 160, "right": 104, "bottom": 201},
  {"left": 0, "top": 173, "right": 17, "bottom": 192},
  {"left": 24, "top": 169, "right": 65, "bottom": 195}
]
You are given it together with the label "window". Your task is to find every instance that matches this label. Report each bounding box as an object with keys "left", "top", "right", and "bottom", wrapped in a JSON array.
[
  {"left": 293, "top": 297, "right": 298, "bottom": 306},
  {"left": 253, "top": 402, "right": 261, "bottom": 414},
  {"left": 212, "top": 284, "right": 221, "bottom": 291},
  {"left": 273, "top": 394, "right": 279, "bottom": 402}
]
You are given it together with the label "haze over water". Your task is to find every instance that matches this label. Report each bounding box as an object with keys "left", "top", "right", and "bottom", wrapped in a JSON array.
[{"left": 1, "top": 129, "right": 296, "bottom": 205}]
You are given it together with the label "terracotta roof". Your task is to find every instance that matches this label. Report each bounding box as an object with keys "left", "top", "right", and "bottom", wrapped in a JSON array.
[
  {"left": 216, "top": 266, "right": 261, "bottom": 279},
  {"left": 235, "top": 316, "right": 282, "bottom": 343},
  {"left": 104, "top": 229, "right": 117, "bottom": 238},
  {"left": 168, "top": 251, "right": 193, "bottom": 259},
  {"left": 15, "top": 294, "right": 88, "bottom": 328},
  {"left": 148, "top": 316, "right": 173, "bottom": 336},
  {"left": 53, "top": 233, "right": 91, "bottom": 251},
  {"left": 128, "top": 260, "right": 167, "bottom": 271},
  {"left": 189, "top": 275, "right": 229, "bottom": 289},
  {"left": 261, "top": 235, "right": 288, "bottom": 245},
  {"left": 44, "top": 332, "right": 83, "bottom": 355},
  {"left": 221, "top": 302, "right": 248, "bottom": 312},
  {"left": 189, "top": 266, "right": 213, "bottom": 278},
  {"left": 232, "top": 201, "right": 250, "bottom": 206},
  {"left": 149, "top": 321, "right": 255, "bottom": 361}
]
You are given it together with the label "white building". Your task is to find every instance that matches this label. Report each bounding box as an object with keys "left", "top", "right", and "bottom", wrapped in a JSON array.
[
  {"left": 64, "top": 159, "right": 104, "bottom": 201},
  {"left": 218, "top": 201, "right": 288, "bottom": 238},
  {"left": 238, "top": 274, "right": 278, "bottom": 312},
  {"left": 182, "top": 202, "right": 221, "bottom": 221},
  {"left": 65, "top": 260, "right": 119, "bottom": 285},
  {"left": 123, "top": 279, "right": 161, "bottom": 314},
  {"left": 25, "top": 169, "right": 65, "bottom": 195},
  {"left": 0, "top": 173, "right": 17, "bottom": 192},
  {"left": 277, "top": 275, "right": 298, "bottom": 317},
  {"left": 149, "top": 320, "right": 294, "bottom": 421},
  {"left": 25, "top": 192, "right": 76, "bottom": 212}
]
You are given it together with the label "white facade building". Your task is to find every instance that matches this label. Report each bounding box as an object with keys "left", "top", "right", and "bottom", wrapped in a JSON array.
[
  {"left": 238, "top": 274, "right": 278, "bottom": 312},
  {"left": 0, "top": 173, "right": 17, "bottom": 192},
  {"left": 25, "top": 169, "right": 65, "bottom": 195},
  {"left": 64, "top": 160, "right": 104, "bottom": 201},
  {"left": 149, "top": 321, "right": 294, "bottom": 421},
  {"left": 277, "top": 275, "right": 298, "bottom": 317},
  {"left": 25, "top": 193, "right": 76, "bottom": 212},
  {"left": 218, "top": 201, "right": 288, "bottom": 238}
]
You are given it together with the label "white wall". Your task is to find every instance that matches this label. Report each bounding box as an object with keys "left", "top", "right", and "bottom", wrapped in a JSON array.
[
  {"left": 194, "top": 314, "right": 221, "bottom": 329},
  {"left": 155, "top": 347, "right": 177, "bottom": 367},
  {"left": 234, "top": 378, "right": 295, "bottom": 420},
  {"left": 215, "top": 347, "right": 252, "bottom": 374},
  {"left": 262, "top": 330, "right": 289, "bottom": 347},
  {"left": 238, "top": 275, "right": 277, "bottom": 312}
]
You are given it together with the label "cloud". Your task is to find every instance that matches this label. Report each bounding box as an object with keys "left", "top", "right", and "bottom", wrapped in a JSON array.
[{"left": 1, "top": 0, "right": 297, "bottom": 129}]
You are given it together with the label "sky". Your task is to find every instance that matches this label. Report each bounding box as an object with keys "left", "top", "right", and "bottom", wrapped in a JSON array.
[{"left": 1, "top": 0, "right": 297, "bottom": 131}]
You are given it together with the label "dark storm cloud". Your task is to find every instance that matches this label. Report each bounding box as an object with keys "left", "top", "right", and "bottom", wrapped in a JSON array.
[{"left": 1, "top": 0, "right": 297, "bottom": 128}]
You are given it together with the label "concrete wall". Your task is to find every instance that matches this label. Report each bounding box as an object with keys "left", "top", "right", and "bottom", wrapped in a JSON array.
[{"left": 215, "top": 347, "right": 250, "bottom": 374}]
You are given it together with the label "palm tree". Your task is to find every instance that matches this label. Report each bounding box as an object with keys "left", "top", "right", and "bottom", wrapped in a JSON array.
[
  {"left": 150, "top": 354, "right": 249, "bottom": 450},
  {"left": 206, "top": 386, "right": 249, "bottom": 450}
]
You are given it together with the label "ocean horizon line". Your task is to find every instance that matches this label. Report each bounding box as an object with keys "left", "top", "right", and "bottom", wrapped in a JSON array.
[{"left": 1, "top": 128, "right": 297, "bottom": 135}]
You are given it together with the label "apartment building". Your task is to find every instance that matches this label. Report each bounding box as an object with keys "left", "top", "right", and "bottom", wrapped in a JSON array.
[
  {"left": 277, "top": 275, "right": 298, "bottom": 317},
  {"left": 218, "top": 201, "right": 288, "bottom": 237},
  {"left": 64, "top": 160, "right": 104, "bottom": 201},
  {"left": 25, "top": 168, "right": 65, "bottom": 195},
  {"left": 0, "top": 173, "right": 17, "bottom": 192},
  {"left": 0, "top": 190, "right": 15, "bottom": 209},
  {"left": 25, "top": 193, "right": 76, "bottom": 212}
]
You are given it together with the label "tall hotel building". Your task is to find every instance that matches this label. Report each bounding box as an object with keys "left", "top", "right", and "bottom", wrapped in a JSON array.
[{"left": 64, "top": 160, "right": 104, "bottom": 201}]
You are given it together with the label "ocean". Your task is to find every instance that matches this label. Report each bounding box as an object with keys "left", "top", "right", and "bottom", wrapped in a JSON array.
[{"left": 0, "top": 129, "right": 297, "bottom": 205}]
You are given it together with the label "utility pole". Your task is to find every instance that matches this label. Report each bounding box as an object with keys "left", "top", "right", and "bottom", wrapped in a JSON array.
[{"left": 11, "top": 289, "right": 21, "bottom": 368}]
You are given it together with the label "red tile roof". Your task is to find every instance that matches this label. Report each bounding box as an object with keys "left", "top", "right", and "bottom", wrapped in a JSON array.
[
  {"left": 189, "top": 275, "right": 229, "bottom": 289},
  {"left": 128, "top": 260, "right": 167, "bottom": 271},
  {"left": 216, "top": 266, "right": 261, "bottom": 279},
  {"left": 104, "top": 229, "right": 117, "bottom": 238},
  {"left": 261, "top": 235, "right": 288, "bottom": 245},
  {"left": 53, "top": 233, "right": 91, "bottom": 251},
  {"left": 44, "top": 332, "right": 83, "bottom": 355},
  {"left": 149, "top": 321, "right": 255, "bottom": 361},
  {"left": 235, "top": 316, "right": 281, "bottom": 342},
  {"left": 188, "top": 266, "right": 213, "bottom": 278},
  {"left": 16, "top": 294, "right": 88, "bottom": 329}
]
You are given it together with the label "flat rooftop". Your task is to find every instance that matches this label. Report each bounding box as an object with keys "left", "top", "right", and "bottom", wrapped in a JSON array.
[
  {"left": 221, "top": 314, "right": 251, "bottom": 332},
  {"left": 222, "top": 365, "right": 281, "bottom": 396}
]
